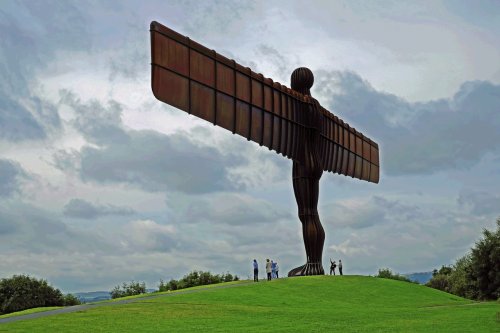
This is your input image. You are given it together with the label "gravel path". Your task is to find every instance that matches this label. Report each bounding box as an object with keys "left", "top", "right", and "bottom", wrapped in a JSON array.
[{"left": 0, "top": 281, "right": 254, "bottom": 324}]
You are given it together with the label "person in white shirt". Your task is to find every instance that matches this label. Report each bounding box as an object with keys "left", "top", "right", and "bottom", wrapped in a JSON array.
[{"left": 266, "top": 259, "right": 272, "bottom": 281}]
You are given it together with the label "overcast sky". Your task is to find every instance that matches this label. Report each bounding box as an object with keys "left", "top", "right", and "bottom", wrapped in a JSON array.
[{"left": 0, "top": 0, "right": 499, "bottom": 293}]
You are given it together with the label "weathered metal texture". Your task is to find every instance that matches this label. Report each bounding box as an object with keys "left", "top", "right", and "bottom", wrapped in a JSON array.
[
  {"left": 150, "top": 21, "right": 379, "bottom": 184},
  {"left": 150, "top": 21, "right": 381, "bottom": 276}
]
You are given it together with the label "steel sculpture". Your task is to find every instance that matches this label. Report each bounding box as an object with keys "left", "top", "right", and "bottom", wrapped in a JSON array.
[{"left": 150, "top": 21, "right": 380, "bottom": 276}]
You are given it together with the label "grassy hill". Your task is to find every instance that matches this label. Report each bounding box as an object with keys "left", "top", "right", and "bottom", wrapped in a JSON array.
[{"left": 0, "top": 276, "right": 498, "bottom": 332}]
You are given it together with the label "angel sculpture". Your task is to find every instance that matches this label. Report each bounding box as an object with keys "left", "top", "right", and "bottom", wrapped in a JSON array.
[{"left": 150, "top": 21, "right": 379, "bottom": 276}]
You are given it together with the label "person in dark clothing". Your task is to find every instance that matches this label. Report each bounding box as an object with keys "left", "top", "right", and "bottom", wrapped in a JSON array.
[
  {"left": 330, "top": 258, "right": 336, "bottom": 275},
  {"left": 338, "top": 259, "right": 343, "bottom": 276},
  {"left": 253, "top": 259, "right": 259, "bottom": 282}
]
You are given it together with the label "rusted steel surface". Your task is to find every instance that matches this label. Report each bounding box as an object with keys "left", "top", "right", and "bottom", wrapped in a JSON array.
[
  {"left": 150, "top": 21, "right": 381, "bottom": 277},
  {"left": 150, "top": 21, "right": 380, "bottom": 184}
]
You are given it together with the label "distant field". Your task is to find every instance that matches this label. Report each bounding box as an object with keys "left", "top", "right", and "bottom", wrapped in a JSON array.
[{"left": 0, "top": 276, "right": 498, "bottom": 332}]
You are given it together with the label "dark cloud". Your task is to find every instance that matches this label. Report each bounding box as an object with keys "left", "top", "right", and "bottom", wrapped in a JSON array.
[
  {"left": 0, "top": 201, "right": 115, "bottom": 255},
  {"left": 315, "top": 70, "right": 500, "bottom": 176},
  {"left": 0, "top": 92, "right": 46, "bottom": 141},
  {"left": 0, "top": 158, "right": 30, "bottom": 197},
  {"left": 63, "top": 198, "right": 135, "bottom": 219},
  {"left": 0, "top": 2, "right": 90, "bottom": 141},
  {"left": 55, "top": 93, "right": 247, "bottom": 194}
]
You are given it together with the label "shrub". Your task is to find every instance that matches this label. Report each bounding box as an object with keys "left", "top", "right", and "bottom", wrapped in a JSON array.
[
  {"left": 426, "top": 273, "right": 451, "bottom": 292},
  {"left": 469, "top": 218, "right": 500, "bottom": 300},
  {"left": 426, "top": 217, "right": 499, "bottom": 300},
  {"left": 376, "top": 268, "right": 413, "bottom": 283},
  {"left": 110, "top": 281, "right": 146, "bottom": 299},
  {"left": 63, "top": 293, "right": 81, "bottom": 306},
  {"left": 158, "top": 271, "right": 239, "bottom": 292},
  {"left": 0, "top": 275, "right": 65, "bottom": 315}
]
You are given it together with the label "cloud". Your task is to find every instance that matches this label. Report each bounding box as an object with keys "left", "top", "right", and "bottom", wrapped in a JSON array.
[
  {"left": 315, "top": 70, "right": 500, "bottom": 176},
  {"left": 53, "top": 93, "right": 246, "bottom": 194},
  {"left": 0, "top": 93, "right": 46, "bottom": 141},
  {"left": 170, "top": 192, "right": 292, "bottom": 226},
  {"left": 63, "top": 198, "right": 135, "bottom": 219},
  {"left": 458, "top": 190, "right": 500, "bottom": 216},
  {"left": 120, "top": 219, "right": 176, "bottom": 252},
  {"left": 0, "top": 201, "right": 115, "bottom": 255},
  {"left": 321, "top": 195, "right": 423, "bottom": 230},
  {"left": 0, "top": 158, "right": 31, "bottom": 197},
  {"left": 0, "top": 2, "right": 90, "bottom": 142}
]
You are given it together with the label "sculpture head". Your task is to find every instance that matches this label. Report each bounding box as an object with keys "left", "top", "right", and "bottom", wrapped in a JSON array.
[{"left": 291, "top": 67, "right": 314, "bottom": 96}]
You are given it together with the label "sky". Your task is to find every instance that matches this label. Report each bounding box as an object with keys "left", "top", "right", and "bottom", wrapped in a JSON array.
[{"left": 0, "top": 0, "right": 499, "bottom": 293}]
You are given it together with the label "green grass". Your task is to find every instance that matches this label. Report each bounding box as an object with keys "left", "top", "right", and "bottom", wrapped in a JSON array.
[{"left": 1, "top": 276, "right": 498, "bottom": 332}]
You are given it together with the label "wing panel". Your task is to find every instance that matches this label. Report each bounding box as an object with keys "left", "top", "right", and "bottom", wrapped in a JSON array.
[
  {"left": 348, "top": 151, "right": 355, "bottom": 177},
  {"left": 263, "top": 111, "right": 273, "bottom": 148},
  {"left": 235, "top": 101, "right": 250, "bottom": 139},
  {"left": 190, "top": 50, "right": 215, "bottom": 87},
  {"left": 362, "top": 158, "right": 371, "bottom": 181},
  {"left": 216, "top": 63, "right": 234, "bottom": 96},
  {"left": 152, "top": 66, "right": 189, "bottom": 111},
  {"left": 251, "top": 106, "right": 263, "bottom": 144},
  {"left": 318, "top": 105, "right": 380, "bottom": 183},
  {"left": 215, "top": 92, "right": 235, "bottom": 132},
  {"left": 235, "top": 72, "right": 251, "bottom": 103},
  {"left": 190, "top": 81, "right": 214, "bottom": 122},
  {"left": 251, "top": 79, "right": 263, "bottom": 108}
]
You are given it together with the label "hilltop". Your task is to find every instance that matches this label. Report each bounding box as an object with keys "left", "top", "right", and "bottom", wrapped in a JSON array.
[{"left": 1, "top": 276, "right": 498, "bottom": 332}]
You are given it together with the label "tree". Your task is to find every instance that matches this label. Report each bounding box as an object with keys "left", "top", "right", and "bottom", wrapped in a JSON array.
[
  {"left": 376, "top": 268, "right": 413, "bottom": 283},
  {"left": 448, "top": 254, "right": 478, "bottom": 299},
  {"left": 157, "top": 271, "right": 240, "bottom": 292},
  {"left": 426, "top": 217, "right": 499, "bottom": 300},
  {"left": 468, "top": 218, "right": 500, "bottom": 300},
  {"left": 110, "top": 281, "right": 146, "bottom": 299},
  {"left": 0, "top": 275, "right": 79, "bottom": 314}
]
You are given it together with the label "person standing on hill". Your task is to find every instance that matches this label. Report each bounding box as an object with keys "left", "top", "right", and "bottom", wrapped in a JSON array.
[
  {"left": 338, "top": 260, "right": 343, "bottom": 276},
  {"left": 330, "top": 259, "right": 336, "bottom": 275},
  {"left": 275, "top": 262, "right": 280, "bottom": 278},
  {"left": 253, "top": 259, "right": 259, "bottom": 282},
  {"left": 271, "top": 260, "right": 277, "bottom": 279},
  {"left": 266, "top": 259, "right": 272, "bottom": 281}
]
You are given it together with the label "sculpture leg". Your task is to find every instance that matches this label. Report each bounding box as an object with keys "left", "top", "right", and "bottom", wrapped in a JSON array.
[{"left": 288, "top": 162, "right": 325, "bottom": 276}]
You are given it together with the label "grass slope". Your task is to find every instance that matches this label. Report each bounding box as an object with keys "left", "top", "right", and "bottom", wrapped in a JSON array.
[{"left": 1, "top": 276, "right": 498, "bottom": 332}]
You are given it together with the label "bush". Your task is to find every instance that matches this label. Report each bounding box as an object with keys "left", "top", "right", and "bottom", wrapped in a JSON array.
[
  {"left": 110, "top": 281, "right": 146, "bottom": 299},
  {"left": 0, "top": 275, "right": 66, "bottom": 315},
  {"left": 63, "top": 293, "right": 81, "bottom": 306},
  {"left": 158, "top": 271, "right": 239, "bottom": 292},
  {"left": 427, "top": 218, "right": 499, "bottom": 300},
  {"left": 426, "top": 273, "right": 451, "bottom": 292},
  {"left": 469, "top": 218, "right": 500, "bottom": 300},
  {"left": 376, "top": 268, "right": 413, "bottom": 283}
]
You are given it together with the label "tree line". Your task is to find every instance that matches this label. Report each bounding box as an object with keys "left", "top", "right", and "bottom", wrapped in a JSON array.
[
  {"left": 426, "top": 218, "right": 500, "bottom": 300},
  {"left": 0, "top": 275, "right": 80, "bottom": 315},
  {"left": 111, "top": 271, "right": 240, "bottom": 299},
  {"left": 376, "top": 218, "right": 499, "bottom": 301}
]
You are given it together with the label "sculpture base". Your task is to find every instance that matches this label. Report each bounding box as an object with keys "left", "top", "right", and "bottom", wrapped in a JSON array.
[{"left": 288, "top": 262, "right": 325, "bottom": 277}]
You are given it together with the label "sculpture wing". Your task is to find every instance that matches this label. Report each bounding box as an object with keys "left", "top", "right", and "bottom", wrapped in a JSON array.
[
  {"left": 150, "top": 21, "right": 307, "bottom": 162},
  {"left": 318, "top": 106, "right": 380, "bottom": 183}
]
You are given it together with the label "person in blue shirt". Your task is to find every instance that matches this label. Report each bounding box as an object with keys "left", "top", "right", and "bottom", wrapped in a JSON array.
[
  {"left": 271, "top": 260, "right": 277, "bottom": 279},
  {"left": 253, "top": 259, "right": 259, "bottom": 282}
]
